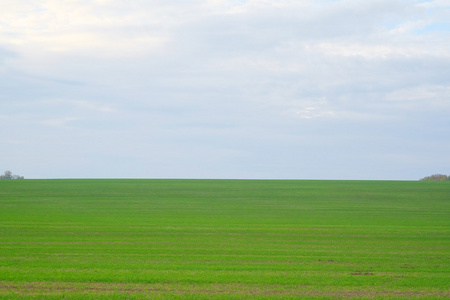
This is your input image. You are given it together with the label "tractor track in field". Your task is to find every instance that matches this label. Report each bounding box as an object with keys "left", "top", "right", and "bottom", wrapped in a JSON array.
[{"left": 0, "top": 281, "right": 449, "bottom": 298}]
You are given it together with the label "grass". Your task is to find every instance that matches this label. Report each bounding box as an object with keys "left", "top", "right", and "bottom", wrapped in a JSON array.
[{"left": 0, "top": 179, "right": 449, "bottom": 299}]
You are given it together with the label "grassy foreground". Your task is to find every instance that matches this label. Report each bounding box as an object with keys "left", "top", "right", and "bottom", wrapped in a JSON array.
[{"left": 0, "top": 179, "right": 449, "bottom": 299}]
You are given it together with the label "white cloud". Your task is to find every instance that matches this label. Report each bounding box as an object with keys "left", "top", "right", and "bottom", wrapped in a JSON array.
[
  {"left": 293, "top": 106, "right": 335, "bottom": 119},
  {"left": 418, "top": 0, "right": 450, "bottom": 8},
  {"left": 41, "top": 116, "right": 79, "bottom": 127},
  {"left": 385, "top": 85, "right": 450, "bottom": 112},
  {"left": 0, "top": 1, "right": 172, "bottom": 61},
  {"left": 311, "top": 40, "right": 450, "bottom": 59},
  {"left": 43, "top": 99, "right": 117, "bottom": 113}
]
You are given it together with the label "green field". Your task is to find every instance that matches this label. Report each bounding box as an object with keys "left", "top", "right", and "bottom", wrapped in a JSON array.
[{"left": 0, "top": 179, "right": 449, "bottom": 299}]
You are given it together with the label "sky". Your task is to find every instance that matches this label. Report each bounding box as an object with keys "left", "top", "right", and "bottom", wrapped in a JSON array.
[{"left": 1, "top": 0, "right": 449, "bottom": 180}]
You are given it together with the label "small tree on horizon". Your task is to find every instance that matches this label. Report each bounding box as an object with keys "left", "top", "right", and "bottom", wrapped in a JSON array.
[
  {"left": 0, "top": 170, "right": 24, "bottom": 179},
  {"left": 419, "top": 174, "right": 449, "bottom": 181}
]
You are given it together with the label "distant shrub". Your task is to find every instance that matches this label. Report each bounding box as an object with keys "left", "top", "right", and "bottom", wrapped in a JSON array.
[
  {"left": 0, "top": 170, "right": 24, "bottom": 179},
  {"left": 419, "top": 174, "right": 449, "bottom": 181}
]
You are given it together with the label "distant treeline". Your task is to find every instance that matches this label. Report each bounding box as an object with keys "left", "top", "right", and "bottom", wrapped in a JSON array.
[{"left": 419, "top": 174, "right": 449, "bottom": 181}]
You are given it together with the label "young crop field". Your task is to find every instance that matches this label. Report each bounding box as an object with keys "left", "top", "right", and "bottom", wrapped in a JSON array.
[{"left": 0, "top": 179, "right": 449, "bottom": 299}]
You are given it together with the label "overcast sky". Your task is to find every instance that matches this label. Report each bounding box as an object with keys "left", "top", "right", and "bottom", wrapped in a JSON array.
[{"left": 1, "top": 0, "right": 449, "bottom": 180}]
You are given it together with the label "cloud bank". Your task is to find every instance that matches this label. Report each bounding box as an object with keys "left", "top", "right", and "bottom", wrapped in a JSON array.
[{"left": 1, "top": 0, "right": 449, "bottom": 179}]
